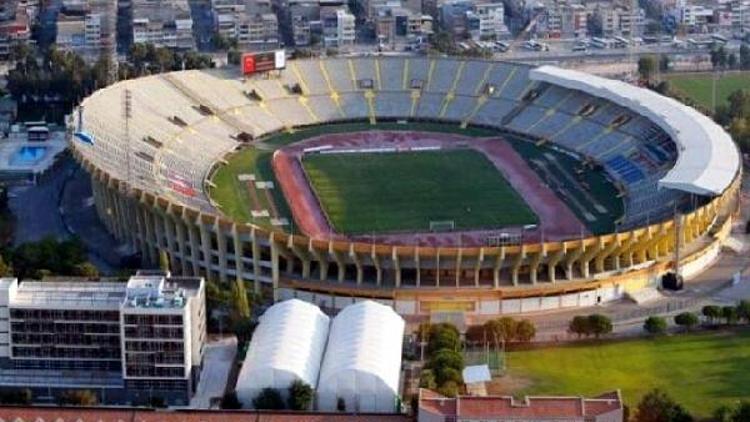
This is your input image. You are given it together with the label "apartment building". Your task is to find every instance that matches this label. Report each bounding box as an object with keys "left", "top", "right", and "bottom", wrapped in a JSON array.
[
  {"left": 55, "top": 0, "right": 117, "bottom": 62},
  {"left": 321, "top": 7, "right": 356, "bottom": 47},
  {"left": 291, "top": 0, "right": 319, "bottom": 46},
  {"left": 0, "top": 271, "right": 206, "bottom": 406},
  {"left": 132, "top": 0, "right": 195, "bottom": 50},
  {"left": 374, "top": 6, "right": 432, "bottom": 44},
  {"left": 591, "top": 5, "right": 644, "bottom": 37},
  {"left": 212, "top": 0, "right": 279, "bottom": 50},
  {"left": 0, "top": 1, "right": 31, "bottom": 61}
]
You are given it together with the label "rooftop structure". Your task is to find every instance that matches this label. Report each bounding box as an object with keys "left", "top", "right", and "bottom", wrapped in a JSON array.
[{"left": 418, "top": 389, "right": 624, "bottom": 421}]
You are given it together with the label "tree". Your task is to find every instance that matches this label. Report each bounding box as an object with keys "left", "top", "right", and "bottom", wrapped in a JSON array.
[
  {"left": 740, "top": 44, "right": 750, "bottom": 70},
  {"left": 484, "top": 317, "right": 516, "bottom": 348},
  {"left": 57, "top": 389, "right": 98, "bottom": 406},
  {"left": 419, "top": 369, "right": 437, "bottom": 389},
  {"left": 635, "top": 389, "right": 693, "bottom": 422},
  {"left": 659, "top": 54, "right": 671, "bottom": 72},
  {"left": 0, "top": 388, "right": 32, "bottom": 405},
  {"left": 569, "top": 315, "right": 590, "bottom": 338},
  {"left": 74, "top": 261, "right": 99, "bottom": 277},
  {"left": 231, "top": 278, "right": 251, "bottom": 322},
  {"left": 729, "top": 53, "right": 738, "bottom": 69},
  {"left": 288, "top": 379, "right": 314, "bottom": 410},
  {"left": 253, "top": 388, "right": 285, "bottom": 410},
  {"left": 436, "top": 380, "right": 460, "bottom": 398},
  {"left": 711, "top": 46, "right": 729, "bottom": 69},
  {"left": 702, "top": 305, "right": 721, "bottom": 324},
  {"left": 0, "top": 255, "right": 13, "bottom": 277},
  {"left": 736, "top": 300, "right": 750, "bottom": 322},
  {"left": 587, "top": 314, "right": 613, "bottom": 338},
  {"left": 514, "top": 320, "right": 536, "bottom": 343},
  {"left": 638, "top": 56, "right": 658, "bottom": 81},
  {"left": 159, "top": 250, "right": 170, "bottom": 272},
  {"left": 221, "top": 391, "right": 242, "bottom": 409},
  {"left": 644, "top": 316, "right": 667, "bottom": 335},
  {"left": 674, "top": 312, "right": 699, "bottom": 332},
  {"left": 730, "top": 401, "right": 750, "bottom": 422},
  {"left": 427, "top": 323, "right": 460, "bottom": 354},
  {"left": 722, "top": 306, "right": 739, "bottom": 325}
]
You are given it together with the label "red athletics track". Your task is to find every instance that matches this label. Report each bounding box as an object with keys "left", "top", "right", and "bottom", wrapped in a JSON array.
[{"left": 271, "top": 131, "right": 588, "bottom": 247}]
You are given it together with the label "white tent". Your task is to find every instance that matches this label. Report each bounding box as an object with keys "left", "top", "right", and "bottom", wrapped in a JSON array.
[
  {"left": 316, "top": 300, "right": 405, "bottom": 413},
  {"left": 235, "top": 299, "right": 330, "bottom": 408},
  {"left": 530, "top": 65, "right": 740, "bottom": 196}
]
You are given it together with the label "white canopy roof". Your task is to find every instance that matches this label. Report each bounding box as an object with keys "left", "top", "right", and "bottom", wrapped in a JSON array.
[
  {"left": 530, "top": 66, "right": 740, "bottom": 196},
  {"left": 317, "top": 300, "right": 405, "bottom": 413},
  {"left": 235, "top": 299, "right": 330, "bottom": 408}
]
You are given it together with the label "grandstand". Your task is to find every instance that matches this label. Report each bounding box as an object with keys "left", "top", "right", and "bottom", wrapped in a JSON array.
[{"left": 70, "top": 56, "right": 741, "bottom": 317}]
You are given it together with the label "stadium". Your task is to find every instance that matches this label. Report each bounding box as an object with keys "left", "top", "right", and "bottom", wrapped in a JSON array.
[{"left": 69, "top": 56, "right": 741, "bottom": 316}]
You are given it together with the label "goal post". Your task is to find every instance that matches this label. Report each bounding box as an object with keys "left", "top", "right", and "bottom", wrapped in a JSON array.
[{"left": 429, "top": 220, "right": 455, "bottom": 232}]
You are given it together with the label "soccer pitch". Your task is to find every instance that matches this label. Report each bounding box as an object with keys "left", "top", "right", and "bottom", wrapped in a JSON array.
[
  {"left": 666, "top": 71, "right": 750, "bottom": 110},
  {"left": 505, "top": 330, "right": 750, "bottom": 416},
  {"left": 302, "top": 149, "right": 538, "bottom": 234}
]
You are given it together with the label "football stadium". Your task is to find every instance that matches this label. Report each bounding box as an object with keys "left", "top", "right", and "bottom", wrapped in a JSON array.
[{"left": 68, "top": 55, "right": 741, "bottom": 316}]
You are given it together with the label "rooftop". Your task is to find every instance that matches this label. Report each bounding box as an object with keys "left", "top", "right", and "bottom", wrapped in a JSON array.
[
  {"left": 419, "top": 389, "right": 623, "bottom": 419},
  {"left": 11, "top": 281, "right": 126, "bottom": 309}
]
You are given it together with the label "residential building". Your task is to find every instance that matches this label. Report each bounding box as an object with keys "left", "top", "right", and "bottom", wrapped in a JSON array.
[
  {"left": 440, "top": 0, "right": 506, "bottom": 40},
  {"left": 132, "top": 0, "right": 195, "bottom": 50},
  {"left": 55, "top": 0, "right": 116, "bottom": 62},
  {"left": 418, "top": 389, "right": 624, "bottom": 422},
  {"left": 592, "top": 5, "right": 644, "bottom": 37},
  {"left": 374, "top": 6, "right": 432, "bottom": 44},
  {"left": 212, "top": 0, "right": 279, "bottom": 50},
  {"left": 288, "top": 0, "right": 320, "bottom": 46},
  {"left": 0, "top": 1, "right": 31, "bottom": 61},
  {"left": 0, "top": 271, "right": 206, "bottom": 405},
  {"left": 321, "top": 7, "right": 355, "bottom": 47},
  {"left": 473, "top": 2, "right": 509, "bottom": 40}
]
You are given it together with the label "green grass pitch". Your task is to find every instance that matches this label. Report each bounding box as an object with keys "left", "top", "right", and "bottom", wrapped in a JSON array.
[
  {"left": 302, "top": 149, "right": 538, "bottom": 234},
  {"left": 666, "top": 71, "right": 750, "bottom": 110},
  {"left": 506, "top": 330, "right": 750, "bottom": 417}
]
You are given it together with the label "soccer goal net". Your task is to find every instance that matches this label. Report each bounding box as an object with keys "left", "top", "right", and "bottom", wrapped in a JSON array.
[{"left": 429, "top": 220, "right": 455, "bottom": 232}]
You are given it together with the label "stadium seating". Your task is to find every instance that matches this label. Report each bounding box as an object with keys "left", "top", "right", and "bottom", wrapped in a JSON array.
[{"left": 78, "top": 57, "right": 688, "bottom": 231}]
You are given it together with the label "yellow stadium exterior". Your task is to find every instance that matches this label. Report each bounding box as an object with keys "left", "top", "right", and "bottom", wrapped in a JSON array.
[
  {"left": 77, "top": 151, "right": 740, "bottom": 316},
  {"left": 70, "top": 56, "right": 742, "bottom": 316}
]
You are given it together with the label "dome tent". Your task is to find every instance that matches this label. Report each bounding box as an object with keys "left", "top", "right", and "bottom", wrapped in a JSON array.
[
  {"left": 316, "top": 300, "right": 405, "bottom": 413},
  {"left": 235, "top": 299, "right": 330, "bottom": 408}
]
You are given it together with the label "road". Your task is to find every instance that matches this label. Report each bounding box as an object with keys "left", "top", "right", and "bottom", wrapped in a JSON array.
[{"left": 9, "top": 155, "right": 123, "bottom": 274}]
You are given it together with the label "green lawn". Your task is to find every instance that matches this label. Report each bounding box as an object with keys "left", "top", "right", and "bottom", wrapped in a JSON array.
[
  {"left": 302, "top": 149, "right": 538, "bottom": 234},
  {"left": 209, "top": 148, "right": 293, "bottom": 229},
  {"left": 666, "top": 71, "right": 750, "bottom": 110},
  {"left": 506, "top": 330, "right": 750, "bottom": 417}
]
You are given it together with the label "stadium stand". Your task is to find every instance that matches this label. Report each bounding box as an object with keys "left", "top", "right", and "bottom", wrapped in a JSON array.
[{"left": 70, "top": 57, "right": 741, "bottom": 316}]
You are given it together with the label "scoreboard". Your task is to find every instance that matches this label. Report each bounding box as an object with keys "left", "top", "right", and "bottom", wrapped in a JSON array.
[{"left": 242, "top": 50, "right": 286, "bottom": 75}]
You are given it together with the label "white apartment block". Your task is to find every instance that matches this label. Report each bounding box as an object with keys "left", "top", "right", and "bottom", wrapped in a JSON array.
[
  {"left": 56, "top": 0, "right": 116, "bottom": 62},
  {"left": 132, "top": 0, "right": 195, "bottom": 50},
  {"left": 322, "top": 8, "right": 355, "bottom": 47},
  {"left": 473, "top": 2, "right": 509, "bottom": 39},
  {"left": 0, "top": 271, "right": 206, "bottom": 406}
]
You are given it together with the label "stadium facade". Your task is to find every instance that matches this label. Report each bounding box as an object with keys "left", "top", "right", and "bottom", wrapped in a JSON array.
[{"left": 69, "top": 56, "right": 741, "bottom": 316}]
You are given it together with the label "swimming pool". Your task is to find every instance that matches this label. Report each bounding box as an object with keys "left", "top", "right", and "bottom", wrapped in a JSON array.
[{"left": 9, "top": 146, "right": 49, "bottom": 166}]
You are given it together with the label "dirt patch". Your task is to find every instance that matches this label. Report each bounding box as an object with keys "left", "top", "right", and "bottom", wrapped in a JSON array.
[{"left": 485, "top": 373, "right": 535, "bottom": 396}]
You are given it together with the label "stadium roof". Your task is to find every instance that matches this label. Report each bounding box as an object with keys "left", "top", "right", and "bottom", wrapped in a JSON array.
[
  {"left": 317, "top": 300, "right": 405, "bottom": 413},
  {"left": 235, "top": 299, "right": 330, "bottom": 407},
  {"left": 530, "top": 66, "right": 740, "bottom": 196}
]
